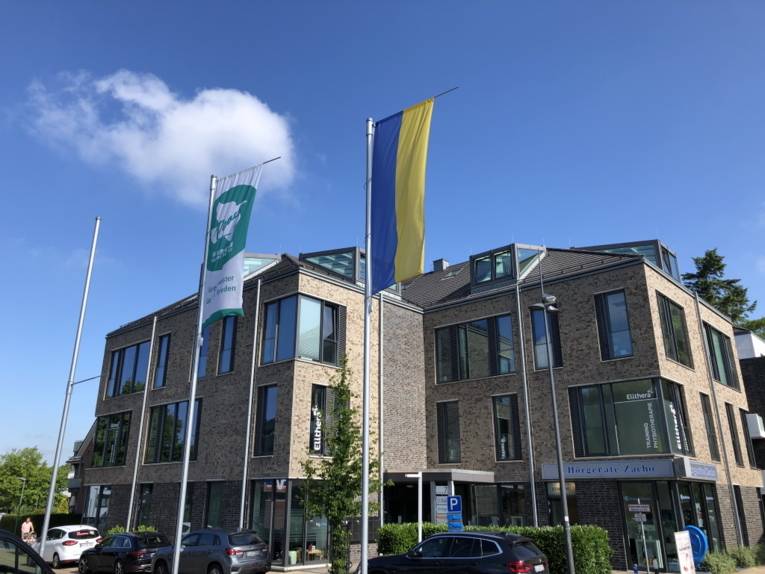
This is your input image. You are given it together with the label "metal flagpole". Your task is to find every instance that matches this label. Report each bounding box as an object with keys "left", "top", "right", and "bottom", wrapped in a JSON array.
[
  {"left": 378, "top": 291, "right": 384, "bottom": 528},
  {"left": 239, "top": 278, "right": 262, "bottom": 529},
  {"left": 171, "top": 175, "right": 216, "bottom": 574},
  {"left": 40, "top": 216, "right": 101, "bottom": 557},
  {"left": 360, "top": 117, "right": 374, "bottom": 574},
  {"left": 514, "top": 248, "right": 538, "bottom": 526},
  {"left": 126, "top": 315, "right": 158, "bottom": 530}
]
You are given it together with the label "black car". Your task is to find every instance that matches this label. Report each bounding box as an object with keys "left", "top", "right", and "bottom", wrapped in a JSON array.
[
  {"left": 0, "top": 528, "right": 55, "bottom": 574},
  {"left": 79, "top": 533, "right": 170, "bottom": 574},
  {"left": 367, "top": 531, "right": 549, "bottom": 574}
]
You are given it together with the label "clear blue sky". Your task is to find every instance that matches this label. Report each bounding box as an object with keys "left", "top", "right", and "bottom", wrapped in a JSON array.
[{"left": 2, "top": 1, "right": 764, "bottom": 461}]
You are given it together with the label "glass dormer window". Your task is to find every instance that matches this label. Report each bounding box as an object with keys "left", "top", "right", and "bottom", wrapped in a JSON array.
[
  {"left": 494, "top": 251, "right": 513, "bottom": 279},
  {"left": 475, "top": 256, "right": 492, "bottom": 283},
  {"left": 470, "top": 244, "right": 544, "bottom": 287},
  {"left": 578, "top": 240, "right": 680, "bottom": 280}
]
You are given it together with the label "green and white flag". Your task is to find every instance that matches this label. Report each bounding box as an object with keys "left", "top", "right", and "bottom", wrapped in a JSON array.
[{"left": 202, "top": 166, "right": 262, "bottom": 328}]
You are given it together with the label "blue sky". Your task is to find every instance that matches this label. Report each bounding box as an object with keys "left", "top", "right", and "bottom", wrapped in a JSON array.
[{"left": 2, "top": 1, "right": 765, "bottom": 461}]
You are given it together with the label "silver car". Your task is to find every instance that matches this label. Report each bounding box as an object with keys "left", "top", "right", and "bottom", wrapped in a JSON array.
[{"left": 152, "top": 529, "right": 269, "bottom": 574}]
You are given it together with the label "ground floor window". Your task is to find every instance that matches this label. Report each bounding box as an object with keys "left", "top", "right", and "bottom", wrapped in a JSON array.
[
  {"left": 249, "top": 479, "right": 327, "bottom": 568},
  {"left": 83, "top": 485, "right": 111, "bottom": 531},
  {"left": 137, "top": 484, "right": 153, "bottom": 528},
  {"left": 206, "top": 482, "right": 225, "bottom": 528},
  {"left": 547, "top": 482, "right": 577, "bottom": 526}
]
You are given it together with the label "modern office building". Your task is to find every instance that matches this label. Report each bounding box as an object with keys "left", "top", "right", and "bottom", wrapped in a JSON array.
[{"left": 80, "top": 241, "right": 764, "bottom": 570}]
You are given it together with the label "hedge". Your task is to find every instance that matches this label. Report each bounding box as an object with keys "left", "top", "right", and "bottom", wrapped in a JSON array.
[
  {"left": 0, "top": 513, "right": 83, "bottom": 537},
  {"left": 377, "top": 522, "right": 612, "bottom": 574}
]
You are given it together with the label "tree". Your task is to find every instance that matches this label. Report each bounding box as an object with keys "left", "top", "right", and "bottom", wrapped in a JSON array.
[
  {"left": 0, "top": 448, "right": 69, "bottom": 514},
  {"left": 302, "top": 358, "right": 379, "bottom": 574},
  {"left": 743, "top": 316, "right": 765, "bottom": 340},
  {"left": 682, "top": 249, "right": 757, "bottom": 323}
]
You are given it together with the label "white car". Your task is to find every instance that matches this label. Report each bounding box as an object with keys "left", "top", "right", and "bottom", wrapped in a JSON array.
[{"left": 34, "top": 525, "right": 101, "bottom": 568}]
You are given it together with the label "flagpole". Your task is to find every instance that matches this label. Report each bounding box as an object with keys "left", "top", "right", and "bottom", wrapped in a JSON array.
[
  {"left": 126, "top": 315, "right": 158, "bottom": 530},
  {"left": 39, "top": 216, "right": 100, "bottom": 558},
  {"left": 239, "top": 278, "right": 262, "bottom": 529},
  {"left": 377, "top": 291, "right": 384, "bottom": 528},
  {"left": 360, "top": 117, "right": 374, "bottom": 574},
  {"left": 171, "top": 175, "right": 216, "bottom": 574}
]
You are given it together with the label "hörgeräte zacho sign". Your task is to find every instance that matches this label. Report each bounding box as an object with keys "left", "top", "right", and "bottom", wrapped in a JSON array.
[{"left": 541, "top": 457, "right": 717, "bottom": 481}]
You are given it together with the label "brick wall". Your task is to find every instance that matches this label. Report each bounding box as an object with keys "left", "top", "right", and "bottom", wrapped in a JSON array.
[{"left": 576, "top": 481, "right": 627, "bottom": 569}]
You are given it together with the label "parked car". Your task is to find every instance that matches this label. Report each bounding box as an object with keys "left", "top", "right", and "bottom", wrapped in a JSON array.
[
  {"left": 78, "top": 532, "right": 170, "bottom": 574},
  {"left": 32, "top": 525, "right": 100, "bottom": 568},
  {"left": 152, "top": 529, "right": 270, "bottom": 574},
  {"left": 0, "top": 528, "right": 55, "bottom": 574},
  {"left": 366, "top": 531, "right": 549, "bottom": 574}
]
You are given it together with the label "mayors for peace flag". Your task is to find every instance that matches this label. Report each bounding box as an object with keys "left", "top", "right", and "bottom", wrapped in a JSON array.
[
  {"left": 371, "top": 98, "right": 434, "bottom": 295},
  {"left": 202, "top": 166, "right": 262, "bottom": 328}
]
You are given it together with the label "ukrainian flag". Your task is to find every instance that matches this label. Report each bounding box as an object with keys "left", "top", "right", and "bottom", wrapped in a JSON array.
[{"left": 371, "top": 98, "right": 434, "bottom": 295}]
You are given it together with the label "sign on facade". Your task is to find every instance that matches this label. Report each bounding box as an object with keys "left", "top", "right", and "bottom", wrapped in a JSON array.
[{"left": 628, "top": 504, "right": 651, "bottom": 513}]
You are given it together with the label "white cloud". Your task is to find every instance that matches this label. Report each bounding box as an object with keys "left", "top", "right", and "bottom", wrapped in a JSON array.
[{"left": 27, "top": 70, "right": 295, "bottom": 206}]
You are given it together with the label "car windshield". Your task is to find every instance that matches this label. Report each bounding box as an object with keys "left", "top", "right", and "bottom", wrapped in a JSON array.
[
  {"left": 228, "top": 532, "right": 264, "bottom": 547},
  {"left": 137, "top": 534, "right": 169, "bottom": 549},
  {"left": 68, "top": 530, "right": 99, "bottom": 540}
]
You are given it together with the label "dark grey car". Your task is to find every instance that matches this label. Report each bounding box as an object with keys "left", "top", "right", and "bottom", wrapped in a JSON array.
[{"left": 152, "top": 529, "right": 269, "bottom": 574}]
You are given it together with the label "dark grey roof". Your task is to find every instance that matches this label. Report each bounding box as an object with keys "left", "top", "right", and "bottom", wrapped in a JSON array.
[{"left": 401, "top": 248, "right": 640, "bottom": 308}]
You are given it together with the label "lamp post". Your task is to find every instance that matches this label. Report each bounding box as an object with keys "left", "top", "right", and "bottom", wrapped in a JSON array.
[
  {"left": 404, "top": 473, "right": 423, "bottom": 543},
  {"left": 531, "top": 294, "right": 575, "bottom": 574}
]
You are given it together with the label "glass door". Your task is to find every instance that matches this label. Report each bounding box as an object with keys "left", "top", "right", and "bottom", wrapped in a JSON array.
[{"left": 621, "top": 482, "right": 664, "bottom": 571}]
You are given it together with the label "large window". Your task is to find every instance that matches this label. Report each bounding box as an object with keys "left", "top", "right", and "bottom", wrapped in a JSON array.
[
  {"left": 700, "top": 393, "right": 720, "bottom": 461},
  {"left": 725, "top": 402, "right": 744, "bottom": 467},
  {"left": 145, "top": 400, "right": 201, "bottom": 463},
  {"left": 595, "top": 290, "right": 633, "bottom": 360},
  {"left": 705, "top": 325, "right": 738, "bottom": 389},
  {"left": 492, "top": 395, "right": 521, "bottom": 461},
  {"left": 437, "top": 401, "right": 460, "bottom": 463},
  {"left": 472, "top": 248, "right": 516, "bottom": 284},
  {"left": 137, "top": 484, "right": 153, "bottom": 527},
  {"left": 530, "top": 308, "right": 562, "bottom": 369},
  {"left": 218, "top": 316, "right": 237, "bottom": 374},
  {"left": 206, "top": 482, "right": 225, "bottom": 528},
  {"left": 154, "top": 334, "right": 171, "bottom": 388},
  {"left": 740, "top": 409, "right": 757, "bottom": 468},
  {"left": 657, "top": 294, "right": 693, "bottom": 367},
  {"left": 435, "top": 314, "right": 515, "bottom": 383},
  {"left": 255, "top": 385, "right": 278, "bottom": 455},
  {"left": 92, "top": 412, "right": 131, "bottom": 467},
  {"left": 262, "top": 296, "right": 339, "bottom": 365},
  {"left": 106, "top": 341, "right": 150, "bottom": 396},
  {"left": 569, "top": 379, "right": 691, "bottom": 457}
]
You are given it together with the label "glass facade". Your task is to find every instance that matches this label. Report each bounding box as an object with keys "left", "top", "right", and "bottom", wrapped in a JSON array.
[
  {"left": 106, "top": 340, "right": 150, "bottom": 396},
  {"left": 657, "top": 294, "right": 693, "bottom": 367},
  {"left": 92, "top": 412, "right": 131, "bottom": 467},
  {"left": 595, "top": 290, "right": 633, "bottom": 359},
  {"left": 437, "top": 401, "right": 460, "bottom": 463},
  {"left": 145, "top": 399, "right": 201, "bottom": 463},
  {"left": 435, "top": 314, "right": 515, "bottom": 383},
  {"left": 530, "top": 308, "right": 562, "bottom": 369},
  {"left": 262, "top": 295, "right": 339, "bottom": 365},
  {"left": 570, "top": 379, "right": 691, "bottom": 457}
]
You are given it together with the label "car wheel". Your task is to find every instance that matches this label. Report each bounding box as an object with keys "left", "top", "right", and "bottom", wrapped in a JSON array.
[
  {"left": 155, "top": 562, "right": 168, "bottom": 574},
  {"left": 52, "top": 553, "right": 61, "bottom": 569},
  {"left": 208, "top": 563, "right": 223, "bottom": 574},
  {"left": 114, "top": 560, "right": 124, "bottom": 574},
  {"left": 78, "top": 558, "right": 91, "bottom": 574}
]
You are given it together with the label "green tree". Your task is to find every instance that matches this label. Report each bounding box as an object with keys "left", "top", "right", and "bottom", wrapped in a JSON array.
[
  {"left": 682, "top": 249, "right": 757, "bottom": 323},
  {"left": 742, "top": 316, "right": 765, "bottom": 339},
  {"left": 0, "top": 448, "right": 69, "bottom": 514},
  {"left": 302, "top": 358, "right": 379, "bottom": 574}
]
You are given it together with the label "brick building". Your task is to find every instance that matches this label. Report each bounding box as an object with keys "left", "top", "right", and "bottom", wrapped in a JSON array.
[{"left": 80, "top": 241, "right": 764, "bottom": 571}]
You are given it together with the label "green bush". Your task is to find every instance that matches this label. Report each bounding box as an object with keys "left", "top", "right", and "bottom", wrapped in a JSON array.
[
  {"left": 0, "top": 513, "right": 83, "bottom": 536},
  {"left": 701, "top": 551, "right": 737, "bottom": 574},
  {"left": 105, "top": 524, "right": 155, "bottom": 536},
  {"left": 377, "top": 522, "right": 612, "bottom": 574},
  {"left": 753, "top": 543, "right": 765, "bottom": 565},
  {"left": 728, "top": 546, "right": 757, "bottom": 568}
]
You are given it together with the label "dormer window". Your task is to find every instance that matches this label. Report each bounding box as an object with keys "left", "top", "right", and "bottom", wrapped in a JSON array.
[
  {"left": 475, "top": 256, "right": 492, "bottom": 283},
  {"left": 494, "top": 250, "right": 513, "bottom": 279},
  {"left": 469, "top": 244, "right": 544, "bottom": 288}
]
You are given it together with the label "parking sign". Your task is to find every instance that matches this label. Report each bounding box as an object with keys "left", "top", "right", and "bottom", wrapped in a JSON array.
[
  {"left": 447, "top": 496, "right": 462, "bottom": 513},
  {"left": 447, "top": 496, "right": 463, "bottom": 532}
]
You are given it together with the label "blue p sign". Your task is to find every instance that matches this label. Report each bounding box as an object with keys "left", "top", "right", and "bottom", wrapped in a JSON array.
[{"left": 447, "top": 496, "right": 462, "bottom": 513}]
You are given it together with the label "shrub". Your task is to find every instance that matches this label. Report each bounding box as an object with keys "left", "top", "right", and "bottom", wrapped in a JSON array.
[
  {"left": 728, "top": 546, "right": 757, "bottom": 568},
  {"left": 105, "top": 524, "right": 155, "bottom": 536},
  {"left": 701, "top": 551, "right": 737, "bottom": 574},
  {"left": 377, "top": 522, "right": 611, "bottom": 574},
  {"left": 753, "top": 543, "right": 765, "bottom": 565}
]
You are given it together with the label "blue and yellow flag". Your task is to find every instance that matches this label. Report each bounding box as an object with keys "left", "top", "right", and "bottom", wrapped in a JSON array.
[{"left": 371, "top": 98, "right": 434, "bottom": 294}]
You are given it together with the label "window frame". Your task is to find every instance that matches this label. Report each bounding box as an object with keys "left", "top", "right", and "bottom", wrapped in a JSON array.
[
  {"left": 92, "top": 411, "right": 131, "bottom": 467},
  {"left": 491, "top": 394, "right": 522, "bottom": 462},
  {"left": 144, "top": 399, "right": 202, "bottom": 464},
  {"left": 436, "top": 400, "right": 461, "bottom": 464},
  {"left": 740, "top": 409, "right": 757, "bottom": 468},
  {"left": 254, "top": 385, "right": 278, "bottom": 456},
  {"left": 657, "top": 293, "right": 694, "bottom": 368},
  {"left": 106, "top": 340, "right": 151, "bottom": 397},
  {"left": 725, "top": 402, "right": 744, "bottom": 467},
  {"left": 153, "top": 333, "right": 171, "bottom": 389},
  {"left": 217, "top": 316, "right": 237, "bottom": 375},
  {"left": 700, "top": 393, "right": 721, "bottom": 462},
  {"left": 704, "top": 324, "right": 739, "bottom": 389},
  {"left": 530, "top": 307, "right": 563, "bottom": 370},
  {"left": 594, "top": 289, "right": 634, "bottom": 361}
]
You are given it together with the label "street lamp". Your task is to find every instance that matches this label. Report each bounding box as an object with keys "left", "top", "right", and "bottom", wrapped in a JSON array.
[
  {"left": 404, "top": 473, "right": 423, "bottom": 543},
  {"left": 531, "top": 294, "right": 575, "bottom": 574}
]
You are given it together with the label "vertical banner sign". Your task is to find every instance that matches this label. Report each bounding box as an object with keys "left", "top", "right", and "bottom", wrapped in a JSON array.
[
  {"left": 203, "top": 168, "right": 261, "bottom": 328},
  {"left": 446, "top": 495, "right": 464, "bottom": 532}
]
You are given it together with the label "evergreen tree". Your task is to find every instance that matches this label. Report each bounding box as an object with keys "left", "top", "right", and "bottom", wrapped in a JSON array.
[
  {"left": 682, "top": 248, "right": 757, "bottom": 323},
  {"left": 302, "top": 358, "right": 378, "bottom": 574}
]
